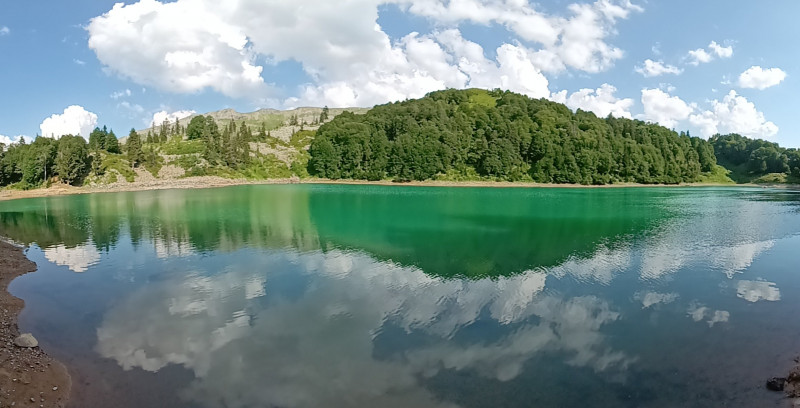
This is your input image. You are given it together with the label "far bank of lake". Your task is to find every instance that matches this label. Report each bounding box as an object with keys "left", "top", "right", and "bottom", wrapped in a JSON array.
[{"left": 2, "top": 175, "right": 797, "bottom": 203}]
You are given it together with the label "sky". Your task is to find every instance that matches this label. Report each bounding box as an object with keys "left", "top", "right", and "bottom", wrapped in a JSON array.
[{"left": 1, "top": 0, "right": 798, "bottom": 147}]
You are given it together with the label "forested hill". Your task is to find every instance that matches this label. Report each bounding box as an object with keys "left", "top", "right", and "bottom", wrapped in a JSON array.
[
  {"left": 309, "top": 89, "right": 717, "bottom": 185},
  {"left": 710, "top": 133, "right": 800, "bottom": 183}
]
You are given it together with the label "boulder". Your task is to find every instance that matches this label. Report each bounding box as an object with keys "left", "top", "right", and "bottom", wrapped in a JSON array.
[
  {"left": 766, "top": 377, "right": 786, "bottom": 392},
  {"left": 13, "top": 333, "right": 38, "bottom": 348}
]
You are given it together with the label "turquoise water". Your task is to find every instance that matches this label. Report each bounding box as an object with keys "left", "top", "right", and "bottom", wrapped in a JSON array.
[{"left": 1, "top": 185, "right": 799, "bottom": 407}]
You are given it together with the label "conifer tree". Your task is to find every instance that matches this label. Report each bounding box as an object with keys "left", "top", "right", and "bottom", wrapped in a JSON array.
[
  {"left": 105, "top": 129, "right": 120, "bottom": 154},
  {"left": 127, "top": 128, "right": 143, "bottom": 167}
]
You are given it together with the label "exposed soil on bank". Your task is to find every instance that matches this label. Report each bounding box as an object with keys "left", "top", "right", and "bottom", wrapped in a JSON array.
[
  {"left": 0, "top": 240, "right": 71, "bottom": 407},
  {"left": 1, "top": 176, "right": 797, "bottom": 202}
]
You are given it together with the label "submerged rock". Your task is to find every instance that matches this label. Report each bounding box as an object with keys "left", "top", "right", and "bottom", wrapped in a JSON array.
[
  {"left": 767, "top": 377, "right": 786, "bottom": 392},
  {"left": 13, "top": 333, "right": 38, "bottom": 348}
]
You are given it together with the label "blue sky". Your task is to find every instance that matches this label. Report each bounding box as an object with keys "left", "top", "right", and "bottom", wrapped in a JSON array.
[{"left": 1, "top": 0, "right": 798, "bottom": 147}]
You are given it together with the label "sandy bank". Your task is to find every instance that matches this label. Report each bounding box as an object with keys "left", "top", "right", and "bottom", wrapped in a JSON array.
[
  {"left": 0, "top": 176, "right": 797, "bottom": 202},
  {"left": 0, "top": 240, "right": 71, "bottom": 407}
]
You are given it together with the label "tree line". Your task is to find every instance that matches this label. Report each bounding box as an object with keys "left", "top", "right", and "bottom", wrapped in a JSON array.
[
  {"left": 0, "top": 135, "right": 90, "bottom": 187},
  {"left": 710, "top": 133, "right": 800, "bottom": 178},
  {"left": 309, "top": 89, "right": 717, "bottom": 184},
  {"left": 186, "top": 115, "right": 251, "bottom": 168},
  {"left": 4, "top": 89, "right": 800, "bottom": 189}
]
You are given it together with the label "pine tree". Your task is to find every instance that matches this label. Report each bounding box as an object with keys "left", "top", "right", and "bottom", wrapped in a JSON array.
[
  {"left": 89, "top": 127, "right": 105, "bottom": 150},
  {"left": 105, "top": 129, "right": 120, "bottom": 154},
  {"left": 173, "top": 119, "right": 182, "bottom": 139},
  {"left": 202, "top": 116, "right": 221, "bottom": 165},
  {"left": 160, "top": 119, "right": 170, "bottom": 144},
  {"left": 259, "top": 122, "right": 267, "bottom": 141},
  {"left": 127, "top": 128, "right": 143, "bottom": 167},
  {"left": 320, "top": 105, "right": 330, "bottom": 123}
]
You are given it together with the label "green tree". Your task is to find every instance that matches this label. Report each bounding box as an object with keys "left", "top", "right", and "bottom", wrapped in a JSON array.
[
  {"left": 202, "top": 116, "right": 222, "bottom": 164},
  {"left": 88, "top": 127, "right": 107, "bottom": 150},
  {"left": 126, "top": 128, "right": 143, "bottom": 167},
  {"left": 55, "top": 135, "right": 89, "bottom": 185},
  {"left": 159, "top": 118, "right": 170, "bottom": 143},
  {"left": 21, "top": 137, "right": 58, "bottom": 188},
  {"left": 105, "top": 129, "right": 120, "bottom": 154},
  {"left": 319, "top": 106, "right": 330, "bottom": 123},
  {"left": 186, "top": 116, "right": 206, "bottom": 140}
]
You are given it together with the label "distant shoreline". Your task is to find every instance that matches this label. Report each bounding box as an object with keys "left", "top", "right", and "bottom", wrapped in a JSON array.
[{"left": 0, "top": 177, "right": 796, "bottom": 202}]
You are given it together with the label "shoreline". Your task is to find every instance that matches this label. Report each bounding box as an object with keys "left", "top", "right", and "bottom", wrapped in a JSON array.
[
  {"left": 1, "top": 176, "right": 797, "bottom": 202},
  {"left": 0, "top": 240, "right": 71, "bottom": 407}
]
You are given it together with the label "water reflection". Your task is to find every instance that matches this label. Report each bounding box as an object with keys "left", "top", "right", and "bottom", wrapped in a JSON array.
[
  {"left": 736, "top": 280, "right": 781, "bottom": 303},
  {"left": 95, "top": 249, "right": 631, "bottom": 408},
  {"left": 687, "top": 303, "right": 730, "bottom": 327},
  {"left": 1, "top": 186, "right": 800, "bottom": 407},
  {"left": 43, "top": 244, "right": 101, "bottom": 273},
  {"left": 634, "top": 291, "right": 679, "bottom": 309}
]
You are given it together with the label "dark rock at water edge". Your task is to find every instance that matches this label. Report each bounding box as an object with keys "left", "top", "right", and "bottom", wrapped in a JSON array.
[{"left": 766, "top": 377, "right": 786, "bottom": 392}]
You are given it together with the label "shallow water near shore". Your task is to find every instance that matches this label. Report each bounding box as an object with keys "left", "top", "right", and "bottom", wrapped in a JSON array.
[{"left": 1, "top": 185, "right": 799, "bottom": 407}]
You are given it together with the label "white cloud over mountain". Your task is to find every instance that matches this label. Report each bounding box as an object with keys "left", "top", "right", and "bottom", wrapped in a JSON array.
[
  {"left": 0, "top": 134, "right": 21, "bottom": 146},
  {"left": 551, "top": 84, "right": 634, "bottom": 119},
  {"left": 738, "top": 66, "right": 787, "bottom": 90},
  {"left": 151, "top": 110, "right": 196, "bottom": 127},
  {"left": 39, "top": 105, "right": 98, "bottom": 139},
  {"left": 689, "top": 91, "right": 779, "bottom": 138},
  {"left": 80, "top": 2, "right": 785, "bottom": 140},
  {"left": 636, "top": 88, "right": 777, "bottom": 138},
  {"left": 86, "top": 0, "right": 640, "bottom": 107},
  {"left": 640, "top": 88, "right": 693, "bottom": 129}
]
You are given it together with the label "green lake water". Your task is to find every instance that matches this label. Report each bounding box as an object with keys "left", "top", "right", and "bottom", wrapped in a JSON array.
[{"left": 1, "top": 185, "right": 799, "bottom": 407}]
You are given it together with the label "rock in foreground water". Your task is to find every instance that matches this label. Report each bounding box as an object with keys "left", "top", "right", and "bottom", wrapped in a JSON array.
[{"left": 766, "top": 377, "right": 786, "bottom": 392}]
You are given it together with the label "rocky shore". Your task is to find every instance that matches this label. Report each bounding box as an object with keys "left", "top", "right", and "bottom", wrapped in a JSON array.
[{"left": 0, "top": 240, "right": 71, "bottom": 407}]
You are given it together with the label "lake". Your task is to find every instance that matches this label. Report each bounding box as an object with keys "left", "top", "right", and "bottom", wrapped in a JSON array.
[{"left": 1, "top": 185, "right": 799, "bottom": 407}]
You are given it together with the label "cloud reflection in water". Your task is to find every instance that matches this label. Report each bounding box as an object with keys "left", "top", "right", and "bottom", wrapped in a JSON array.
[{"left": 95, "top": 249, "right": 631, "bottom": 408}]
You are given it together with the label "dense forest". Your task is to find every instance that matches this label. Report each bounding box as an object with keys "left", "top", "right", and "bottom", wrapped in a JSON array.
[
  {"left": 2, "top": 88, "right": 800, "bottom": 190},
  {"left": 0, "top": 125, "right": 155, "bottom": 188},
  {"left": 710, "top": 133, "right": 800, "bottom": 182},
  {"left": 309, "top": 89, "right": 717, "bottom": 184}
]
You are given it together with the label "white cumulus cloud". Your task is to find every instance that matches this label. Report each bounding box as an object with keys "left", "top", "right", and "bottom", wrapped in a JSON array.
[
  {"left": 640, "top": 88, "right": 693, "bottom": 128},
  {"left": 39, "top": 105, "right": 99, "bottom": 140},
  {"left": 87, "top": 0, "right": 267, "bottom": 98},
  {"left": 708, "top": 41, "right": 733, "bottom": 58},
  {"left": 86, "top": 0, "right": 641, "bottom": 107},
  {"left": 687, "top": 41, "right": 732, "bottom": 66},
  {"left": 0, "top": 26, "right": 9, "bottom": 36},
  {"left": 635, "top": 59, "right": 682, "bottom": 77},
  {"left": 0, "top": 134, "right": 22, "bottom": 146},
  {"left": 689, "top": 90, "right": 778, "bottom": 138},
  {"left": 738, "top": 66, "right": 787, "bottom": 90},
  {"left": 151, "top": 110, "right": 196, "bottom": 126},
  {"left": 550, "top": 84, "right": 634, "bottom": 119}
]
